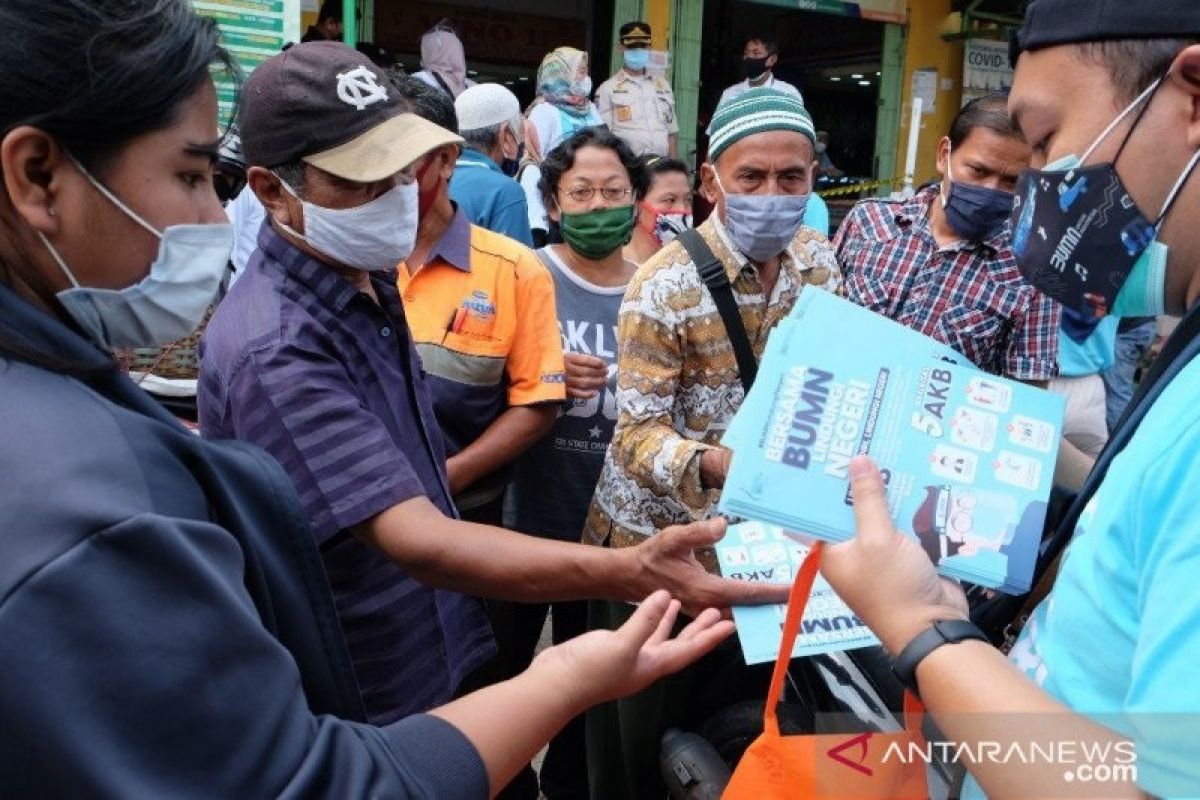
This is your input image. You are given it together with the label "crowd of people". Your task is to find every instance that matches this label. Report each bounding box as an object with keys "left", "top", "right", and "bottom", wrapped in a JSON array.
[{"left": 2, "top": 0, "right": 1200, "bottom": 798}]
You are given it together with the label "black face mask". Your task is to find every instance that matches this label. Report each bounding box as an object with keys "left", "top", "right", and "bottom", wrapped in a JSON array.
[
  {"left": 501, "top": 142, "right": 524, "bottom": 178},
  {"left": 742, "top": 56, "right": 769, "bottom": 81}
]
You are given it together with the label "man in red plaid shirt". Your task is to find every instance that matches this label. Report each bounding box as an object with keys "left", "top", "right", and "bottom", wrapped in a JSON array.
[{"left": 833, "top": 94, "right": 1060, "bottom": 384}]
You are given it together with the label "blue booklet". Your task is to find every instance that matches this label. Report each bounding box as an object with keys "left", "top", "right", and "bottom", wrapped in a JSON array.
[
  {"left": 715, "top": 521, "right": 879, "bottom": 664},
  {"left": 719, "top": 289, "right": 1065, "bottom": 595}
]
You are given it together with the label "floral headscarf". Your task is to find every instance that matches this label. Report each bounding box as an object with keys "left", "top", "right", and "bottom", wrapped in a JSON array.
[{"left": 536, "top": 47, "right": 592, "bottom": 118}]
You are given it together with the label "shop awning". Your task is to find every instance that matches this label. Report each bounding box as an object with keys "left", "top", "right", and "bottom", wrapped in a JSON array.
[{"left": 745, "top": 0, "right": 906, "bottom": 25}]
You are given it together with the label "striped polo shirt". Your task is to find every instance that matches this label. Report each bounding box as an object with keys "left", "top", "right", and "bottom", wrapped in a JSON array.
[
  {"left": 198, "top": 222, "right": 495, "bottom": 724},
  {"left": 398, "top": 207, "right": 566, "bottom": 508}
]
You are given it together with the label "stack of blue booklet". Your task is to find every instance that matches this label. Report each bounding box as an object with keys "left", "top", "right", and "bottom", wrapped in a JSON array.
[
  {"left": 720, "top": 289, "right": 1065, "bottom": 595},
  {"left": 714, "top": 521, "right": 879, "bottom": 663}
]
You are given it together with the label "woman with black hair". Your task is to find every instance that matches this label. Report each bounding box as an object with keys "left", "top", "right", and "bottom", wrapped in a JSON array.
[
  {"left": 502, "top": 127, "right": 648, "bottom": 798},
  {"left": 624, "top": 154, "right": 693, "bottom": 265},
  {"left": 0, "top": 2, "right": 731, "bottom": 796}
]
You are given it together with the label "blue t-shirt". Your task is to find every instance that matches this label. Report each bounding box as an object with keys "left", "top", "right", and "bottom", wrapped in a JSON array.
[
  {"left": 804, "top": 193, "right": 831, "bottom": 238},
  {"left": 448, "top": 148, "right": 534, "bottom": 247},
  {"left": 965, "top": 354, "right": 1200, "bottom": 797},
  {"left": 511, "top": 246, "right": 627, "bottom": 540},
  {"left": 1058, "top": 313, "right": 1119, "bottom": 377}
]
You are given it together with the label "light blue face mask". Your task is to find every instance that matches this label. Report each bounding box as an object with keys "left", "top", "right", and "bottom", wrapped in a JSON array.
[
  {"left": 623, "top": 47, "right": 650, "bottom": 71},
  {"left": 714, "top": 172, "right": 809, "bottom": 262},
  {"left": 39, "top": 156, "right": 232, "bottom": 350}
]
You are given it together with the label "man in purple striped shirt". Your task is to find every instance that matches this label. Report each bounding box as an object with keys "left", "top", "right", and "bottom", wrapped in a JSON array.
[{"left": 199, "top": 43, "right": 783, "bottom": 727}]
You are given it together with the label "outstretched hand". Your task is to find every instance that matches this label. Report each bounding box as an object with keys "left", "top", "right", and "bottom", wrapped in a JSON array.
[
  {"left": 533, "top": 590, "right": 734, "bottom": 711},
  {"left": 631, "top": 517, "right": 790, "bottom": 617},
  {"left": 820, "top": 456, "right": 969, "bottom": 655}
]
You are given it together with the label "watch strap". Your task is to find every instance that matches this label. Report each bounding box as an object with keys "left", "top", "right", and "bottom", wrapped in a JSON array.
[{"left": 892, "top": 619, "right": 988, "bottom": 697}]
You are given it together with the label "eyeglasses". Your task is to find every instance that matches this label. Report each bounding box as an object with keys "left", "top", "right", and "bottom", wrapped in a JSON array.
[{"left": 560, "top": 185, "right": 634, "bottom": 203}]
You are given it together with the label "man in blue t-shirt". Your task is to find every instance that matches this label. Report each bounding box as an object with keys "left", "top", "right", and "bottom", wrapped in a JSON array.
[
  {"left": 1048, "top": 308, "right": 1120, "bottom": 459},
  {"left": 813, "top": 2, "right": 1200, "bottom": 798},
  {"left": 450, "top": 83, "right": 533, "bottom": 246}
]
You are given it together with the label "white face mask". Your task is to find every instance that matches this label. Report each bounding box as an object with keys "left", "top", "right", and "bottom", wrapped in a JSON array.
[
  {"left": 39, "top": 157, "right": 232, "bottom": 350},
  {"left": 572, "top": 76, "right": 593, "bottom": 97},
  {"left": 277, "top": 178, "right": 419, "bottom": 271}
]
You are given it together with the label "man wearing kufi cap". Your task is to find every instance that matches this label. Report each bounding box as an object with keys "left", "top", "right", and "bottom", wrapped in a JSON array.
[
  {"left": 814, "top": 3, "right": 1200, "bottom": 799},
  {"left": 199, "top": 42, "right": 786, "bottom": 733},
  {"left": 584, "top": 87, "right": 841, "bottom": 797},
  {"left": 449, "top": 82, "right": 533, "bottom": 245},
  {"left": 594, "top": 20, "right": 679, "bottom": 156}
]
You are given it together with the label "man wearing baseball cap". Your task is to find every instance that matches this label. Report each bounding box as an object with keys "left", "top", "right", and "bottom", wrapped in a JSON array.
[
  {"left": 199, "top": 42, "right": 784, "bottom": 730},
  {"left": 817, "top": 3, "right": 1200, "bottom": 798},
  {"left": 594, "top": 21, "right": 679, "bottom": 157}
]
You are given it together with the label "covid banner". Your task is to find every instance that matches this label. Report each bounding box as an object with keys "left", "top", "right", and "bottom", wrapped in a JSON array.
[
  {"left": 193, "top": 0, "right": 302, "bottom": 128},
  {"left": 962, "top": 39, "right": 1012, "bottom": 106}
]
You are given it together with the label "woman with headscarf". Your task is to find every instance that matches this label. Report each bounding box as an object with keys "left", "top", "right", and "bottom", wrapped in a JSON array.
[
  {"left": 515, "top": 117, "right": 553, "bottom": 247},
  {"left": 413, "top": 19, "right": 475, "bottom": 98},
  {"left": 527, "top": 47, "right": 604, "bottom": 159}
]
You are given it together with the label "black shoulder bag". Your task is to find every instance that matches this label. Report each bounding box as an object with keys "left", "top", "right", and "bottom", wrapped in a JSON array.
[{"left": 678, "top": 228, "right": 758, "bottom": 392}]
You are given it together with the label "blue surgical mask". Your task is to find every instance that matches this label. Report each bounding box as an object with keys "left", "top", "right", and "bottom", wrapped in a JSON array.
[
  {"left": 941, "top": 141, "right": 1014, "bottom": 241},
  {"left": 1112, "top": 237, "right": 1168, "bottom": 316},
  {"left": 572, "top": 76, "right": 593, "bottom": 98},
  {"left": 714, "top": 172, "right": 808, "bottom": 262},
  {"left": 40, "top": 156, "right": 232, "bottom": 350},
  {"left": 623, "top": 47, "right": 650, "bottom": 71},
  {"left": 1009, "top": 76, "right": 1200, "bottom": 318}
]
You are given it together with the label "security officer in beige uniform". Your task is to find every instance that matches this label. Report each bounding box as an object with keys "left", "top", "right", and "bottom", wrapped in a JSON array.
[{"left": 594, "top": 22, "right": 678, "bottom": 157}]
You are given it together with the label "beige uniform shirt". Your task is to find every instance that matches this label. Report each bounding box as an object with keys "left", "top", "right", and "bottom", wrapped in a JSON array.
[{"left": 594, "top": 69, "right": 678, "bottom": 156}]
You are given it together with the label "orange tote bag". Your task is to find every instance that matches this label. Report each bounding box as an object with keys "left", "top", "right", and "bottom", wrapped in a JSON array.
[{"left": 723, "top": 542, "right": 931, "bottom": 800}]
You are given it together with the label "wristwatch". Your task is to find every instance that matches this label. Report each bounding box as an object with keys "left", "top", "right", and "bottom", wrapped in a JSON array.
[{"left": 891, "top": 619, "right": 989, "bottom": 697}]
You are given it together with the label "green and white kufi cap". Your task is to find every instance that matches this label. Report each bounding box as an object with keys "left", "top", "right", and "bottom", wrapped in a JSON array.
[{"left": 708, "top": 88, "right": 815, "bottom": 163}]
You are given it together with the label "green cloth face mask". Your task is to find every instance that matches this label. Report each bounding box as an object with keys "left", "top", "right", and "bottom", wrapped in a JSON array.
[{"left": 560, "top": 205, "right": 636, "bottom": 260}]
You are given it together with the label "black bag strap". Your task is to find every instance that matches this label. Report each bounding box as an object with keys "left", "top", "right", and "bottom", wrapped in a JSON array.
[
  {"left": 1046, "top": 305, "right": 1200, "bottom": 558},
  {"left": 972, "top": 303, "right": 1200, "bottom": 640},
  {"left": 678, "top": 228, "right": 758, "bottom": 392},
  {"left": 430, "top": 71, "right": 455, "bottom": 98}
]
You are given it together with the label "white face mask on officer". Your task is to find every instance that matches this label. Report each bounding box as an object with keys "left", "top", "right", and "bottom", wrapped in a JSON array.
[
  {"left": 276, "top": 176, "right": 419, "bottom": 271},
  {"left": 38, "top": 155, "right": 233, "bottom": 350}
]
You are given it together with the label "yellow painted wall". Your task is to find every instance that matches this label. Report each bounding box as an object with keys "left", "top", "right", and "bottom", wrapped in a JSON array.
[
  {"left": 646, "top": 0, "right": 670, "bottom": 51},
  {"left": 893, "top": 0, "right": 963, "bottom": 187}
]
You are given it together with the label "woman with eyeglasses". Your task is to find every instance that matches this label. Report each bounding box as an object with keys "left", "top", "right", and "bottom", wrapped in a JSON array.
[
  {"left": 0, "top": 3, "right": 732, "bottom": 795},
  {"left": 501, "top": 127, "right": 648, "bottom": 797}
]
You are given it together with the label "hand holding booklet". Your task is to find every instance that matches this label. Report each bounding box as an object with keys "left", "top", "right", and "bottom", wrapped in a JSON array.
[
  {"left": 714, "top": 521, "right": 879, "bottom": 664},
  {"left": 719, "top": 289, "right": 1065, "bottom": 596}
]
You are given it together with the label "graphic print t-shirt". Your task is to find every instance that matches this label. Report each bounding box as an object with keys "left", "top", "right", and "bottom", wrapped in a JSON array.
[{"left": 511, "top": 247, "right": 627, "bottom": 540}]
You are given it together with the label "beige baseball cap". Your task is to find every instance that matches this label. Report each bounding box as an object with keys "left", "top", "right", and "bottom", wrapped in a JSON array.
[{"left": 240, "top": 41, "right": 462, "bottom": 182}]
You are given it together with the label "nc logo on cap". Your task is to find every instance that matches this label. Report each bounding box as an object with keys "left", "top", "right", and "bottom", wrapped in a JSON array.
[{"left": 336, "top": 66, "right": 388, "bottom": 111}]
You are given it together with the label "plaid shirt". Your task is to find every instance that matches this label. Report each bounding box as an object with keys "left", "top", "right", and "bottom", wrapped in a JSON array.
[{"left": 832, "top": 186, "right": 1060, "bottom": 380}]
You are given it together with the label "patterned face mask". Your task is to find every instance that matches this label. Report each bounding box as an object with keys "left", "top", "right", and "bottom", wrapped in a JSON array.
[{"left": 641, "top": 203, "right": 693, "bottom": 246}]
